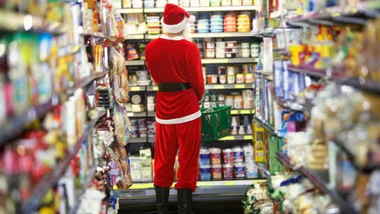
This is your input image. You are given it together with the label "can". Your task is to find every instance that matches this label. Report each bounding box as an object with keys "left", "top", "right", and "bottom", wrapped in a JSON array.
[
  {"left": 223, "top": 164, "right": 234, "bottom": 179},
  {"left": 223, "top": 149, "right": 234, "bottom": 164},
  {"left": 234, "top": 163, "right": 245, "bottom": 179},
  {"left": 212, "top": 164, "right": 222, "bottom": 180}
]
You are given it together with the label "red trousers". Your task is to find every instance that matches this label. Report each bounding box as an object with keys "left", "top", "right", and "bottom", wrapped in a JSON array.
[{"left": 154, "top": 118, "right": 201, "bottom": 192}]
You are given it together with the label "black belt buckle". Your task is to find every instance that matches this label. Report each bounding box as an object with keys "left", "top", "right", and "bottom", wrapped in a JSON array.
[{"left": 158, "top": 82, "right": 191, "bottom": 92}]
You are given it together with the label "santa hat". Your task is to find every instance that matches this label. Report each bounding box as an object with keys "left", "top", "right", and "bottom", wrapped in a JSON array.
[{"left": 161, "top": 4, "right": 196, "bottom": 34}]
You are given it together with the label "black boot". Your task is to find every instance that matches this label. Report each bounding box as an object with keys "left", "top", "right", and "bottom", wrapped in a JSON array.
[
  {"left": 177, "top": 188, "right": 194, "bottom": 214},
  {"left": 155, "top": 185, "right": 170, "bottom": 214}
]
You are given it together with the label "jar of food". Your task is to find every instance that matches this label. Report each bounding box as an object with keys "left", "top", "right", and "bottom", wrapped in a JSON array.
[
  {"left": 200, "top": 165, "right": 211, "bottom": 181},
  {"left": 219, "top": 75, "right": 226, "bottom": 84},
  {"left": 209, "top": 148, "right": 222, "bottom": 164},
  {"left": 179, "top": 0, "right": 190, "bottom": 7},
  {"left": 199, "top": 149, "right": 211, "bottom": 167},
  {"left": 200, "top": 0, "right": 210, "bottom": 6},
  {"left": 205, "top": 39, "right": 215, "bottom": 49},
  {"left": 216, "top": 47, "right": 225, "bottom": 58},
  {"left": 236, "top": 73, "right": 245, "bottom": 83},
  {"left": 226, "top": 41, "right": 238, "bottom": 48},
  {"left": 233, "top": 95, "right": 243, "bottom": 109},
  {"left": 242, "top": 0, "right": 252, "bottom": 5},
  {"left": 218, "top": 94, "right": 225, "bottom": 102},
  {"left": 227, "top": 66, "right": 236, "bottom": 75},
  {"left": 210, "top": 0, "right": 221, "bottom": 6},
  {"left": 216, "top": 41, "right": 226, "bottom": 48},
  {"left": 223, "top": 149, "right": 234, "bottom": 164},
  {"left": 225, "top": 96, "right": 233, "bottom": 106},
  {"left": 207, "top": 74, "right": 218, "bottom": 84},
  {"left": 227, "top": 74, "right": 235, "bottom": 84},
  {"left": 243, "top": 97, "right": 253, "bottom": 109},
  {"left": 233, "top": 147, "right": 244, "bottom": 163},
  {"left": 245, "top": 73, "right": 253, "bottom": 83},
  {"left": 205, "top": 48, "right": 215, "bottom": 58},
  {"left": 234, "top": 163, "right": 246, "bottom": 179},
  {"left": 232, "top": 0, "right": 242, "bottom": 6},
  {"left": 241, "top": 42, "right": 250, "bottom": 57},
  {"left": 218, "top": 66, "right": 226, "bottom": 75},
  {"left": 221, "top": 0, "right": 231, "bottom": 6}
]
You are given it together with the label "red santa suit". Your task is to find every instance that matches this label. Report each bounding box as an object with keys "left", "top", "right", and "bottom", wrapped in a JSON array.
[{"left": 145, "top": 5, "right": 204, "bottom": 193}]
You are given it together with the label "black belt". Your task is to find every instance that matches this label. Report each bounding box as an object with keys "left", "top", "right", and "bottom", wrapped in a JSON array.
[{"left": 158, "top": 82, "right": 191, "bottom": 92}]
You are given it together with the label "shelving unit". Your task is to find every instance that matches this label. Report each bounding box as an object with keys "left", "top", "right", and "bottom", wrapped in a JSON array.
[
  {"left": 125, "top": 58, "right": 258, "bottom": 66},
  {"left": 0, "top": 9, "right": 67, "bottom": 34},
  {"left": 253, "top": 116, "right": 282, "bottom": 138},
  {"left": 117, "top": 5, "right": 257, "bottom": 14},
  {"left": 21, "top": 110, "right": 105, "bottom": 214},
  {"left": 276, "top": 152, "right": 358, "bottom": 214},
  {"left": 129, "top": 135, "right": 253, "bottom": 144},
  {"left": 0, "top": 71, "right": 108, "bottom": 144}
]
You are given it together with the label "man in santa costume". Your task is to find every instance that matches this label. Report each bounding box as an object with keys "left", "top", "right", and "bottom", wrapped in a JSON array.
[{"left": 144, "top": 3, "right": 204, "bottom": 214}]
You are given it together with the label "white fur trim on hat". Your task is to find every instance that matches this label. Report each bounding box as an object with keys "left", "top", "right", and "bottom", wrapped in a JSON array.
[{"left": 161, "top": 16, "right": 188, "bottom": 33}]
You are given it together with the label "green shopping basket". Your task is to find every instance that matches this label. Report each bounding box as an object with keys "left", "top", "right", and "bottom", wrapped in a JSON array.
[{"left": 201, "top": 93, "right": 231, "bottom": 141}]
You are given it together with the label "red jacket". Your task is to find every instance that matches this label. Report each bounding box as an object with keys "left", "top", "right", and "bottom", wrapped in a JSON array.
[{"left": 145, "top": 35, "right": 205, "bottom": 124}]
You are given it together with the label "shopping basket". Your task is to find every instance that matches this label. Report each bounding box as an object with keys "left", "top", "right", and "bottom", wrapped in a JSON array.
[{"left": 201, "top": 93, "right": 231, "bottom": 141}]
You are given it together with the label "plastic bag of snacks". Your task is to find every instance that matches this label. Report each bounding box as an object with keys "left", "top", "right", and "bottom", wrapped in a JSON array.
[
  {"left": 107, "top": 9, "right": 127, "bottom": 43},
  {"left": 110, "top": 47, "right": 129, "bottom": 104}
]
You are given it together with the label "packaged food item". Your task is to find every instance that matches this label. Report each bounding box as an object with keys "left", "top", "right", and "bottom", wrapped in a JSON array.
[
  {"left": 199, "top": 149, "right": 211, "bottom": 167},
  {"left": 244, "top": 144, "right": 254, "bottom": 162},
  {"left": 245, "top": 163, "right": 258, "bottom": 178},
  {"left": 209, "top": 148, "right": 222, "bottom": 165},
  {"left": 233, "top": 95, "right": 243, "bottom": 109},
  {"left": 223, "top": 164, "right": 234, "bottom": 179},
  {"left": 200, "top": 165, "right": 211, "bottom": 181},
  {"left": 225, "top": 96, "right": 233, "bottom": 106},
  {"left": 234, "top": 163, "right": 245, "bottom": 179},
  {"left": 221, "top": 0, "right": 231, "bottom": 6},
  {"left": 236, "top": 74, "right": 245, "bottom": 83},
  {"left": 223, "top": 149, "right": 234, "bottom": 164},
  {"left": 212, "top": 164, "right": 222, "bottom": 180},
  {"left": 233, "top": 147, "right": 244, "bottom": 163}
]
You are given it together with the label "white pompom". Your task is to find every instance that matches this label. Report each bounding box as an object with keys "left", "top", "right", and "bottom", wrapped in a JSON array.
[{"left": 188, "top": 15, "right": 196, "bottom": 24}]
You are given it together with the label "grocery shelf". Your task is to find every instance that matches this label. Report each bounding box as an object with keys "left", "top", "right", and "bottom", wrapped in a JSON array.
[
  {"left": 253, "top": 116, "right": 282, "bottom": 138},
  {"left": 218, "top": 135, "right": 252, "bottom": 141},
  {"left": 0, "top": 10, "right": 66, "bottom": 34},
  {"left": 205, "top": 83, "right": 254, "bottom": 90},
  {"left": 127, "top": 112, "right": 155, "bottom": 117},
  {"left": 276, "top": 152, "right": 358, "bottom": 214},
  {"left": 0, "top": 96, "right": 58, "bottom": 144},
  {"left": 117, "top": 5, "right": 257, "bottom": 14},
  {"left": 126, "top": 58, "right": 258, "bottom": 66},
  {"left": 202, "top": 58, "right": 259, "bottom": 64},
  {"left": 129, "top": 86, "right": 147, "bottom": 91},
  {"left": 129, "top": 137, "right": 155, "bottom": 143},
  {"left": 22, "top": 110, "right": 105, "bottom": 214},
  {"left": 276, "top": 98, "right": 313, "bottom": 114},
  {"left": 70, "top": 166, "right": 97, "bottom": 214},
  {"left": 126, "top": 32, "right": 263, "bottom": 40},
  {"left": 81, "top": 31, "right": 107, "bottom": 39},
  {"left": 230, "top": 109, "right": 255, "bottom": 115},
  {"left": 126, "top": 60, "right": 145, "bottom": 66},
  {"left": 68, "top": 71, "right": 108, "bottom": 95},
  {"left": 287, "top": 64, "right": 327, "bottom": 78},
  {"left": 129, "top": 135, "right": 252, "bottom": 143},
  {"left": 287, "top": 2, "right": 380, "bottom": 27},
  {"left": 336, "top": 78, "right": 380, "bottom": 94},
  {"left": 124, "top": 179, "right": 263, "bottom": 190}
]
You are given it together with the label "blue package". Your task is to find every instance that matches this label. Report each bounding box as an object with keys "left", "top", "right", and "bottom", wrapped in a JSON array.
[{"left": 200, "top": 166, "right": 211, "bottom": 181}]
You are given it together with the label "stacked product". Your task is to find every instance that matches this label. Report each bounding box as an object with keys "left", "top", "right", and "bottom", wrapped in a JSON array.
[
  {"left": 230, "top": 115, "right": 253, "bottom": 135},
  {"left": 205, "top": 65, "right": 254, "bottom": 84},
  {"left": 147, "top": 120, "right": 156, "bottom": 138},
  {"left": 130, "top": 119, "right": 148, "bottom": 138},
  {"left": 121, "top": 0, "right": 254, "bottom": 8},
  {"left": 199, "top": 144, "right": 258, "bottom": 181},
  {"left": 210, "top": 13, "right": 224, "bottom": 33},
  {"left": 147, "top": 16, "right": 161, "bottom": 35},
  {"left": 129, "top": 149, "right": 153, "bottom": 182},
  {"left": 201, "top": 91, "right": 254, "bottom": 110},
  {"left": 129, "top": 94, "right": 145, "bottom": 112},
  {"left": 132, "top": 0, "right": 143, "bottom": 8},
  {"left": 145, "top": 0, "right": 155, "bottom": 8},
  {"left": 197, "top": 14, "right": 210, "bottom": 33},
  {"left": 237, "top": 12, "right": 250, "bottom": 32},
  {"left": 147, "top": 95, "right": 155, "bottom": 112},
  {"left": 251, "top": 42, "right": 260, "bottom": 57},
  {"left": 224, "top": 12, "right": 237, "bottom": 32},
  {"left": 210, "top": 0, "right": 221, "bottom": 7}
]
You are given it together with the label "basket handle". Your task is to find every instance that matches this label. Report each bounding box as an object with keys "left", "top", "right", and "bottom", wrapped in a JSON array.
[{"left": 201, "top": 92, "right": 220, "bottom": 107}]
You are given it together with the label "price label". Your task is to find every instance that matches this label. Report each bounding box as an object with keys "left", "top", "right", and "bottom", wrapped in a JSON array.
[
  {"left": 214, "top": 85, "right": 225, "bottom": 89},
  {"left": 244, "top": 135, "right": 253, "bottom": 140},
  {"left": 235, "top": 84, "right": 245, "bottom": 89},
  {"left": 223, "top": 181, "right": 235, "bottom": 186},
  {"left": 153, "top": 87, "right": 158, "bottom": 91},
  {"left": 199, "top": 181, "right": 213, "bottom": 186},
  {"left": 131, "top": 87, "right": 141, "bottom": 91},
  {"left": 241, "top": 110, "right": 250, "bottom": 114},
  {"left": 220, "top": 136, "right": 234, "bottom": 141},
  {"left": 230, "top": 110, "right": 238, "bottom": 114}
]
